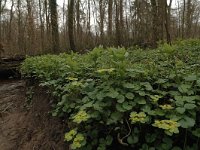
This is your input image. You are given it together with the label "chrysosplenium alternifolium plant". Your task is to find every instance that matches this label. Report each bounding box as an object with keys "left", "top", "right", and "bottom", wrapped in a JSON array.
[{"left": 21, "top": 40, "right": 200, "bottom": 150}]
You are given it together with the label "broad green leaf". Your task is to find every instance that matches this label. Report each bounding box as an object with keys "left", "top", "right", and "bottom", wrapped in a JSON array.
[
  {"left": 123, "top": 83, "right": 135, "bottom": 89},
  {"left": 82, "top": 101, "right": 94, "bottom": 108},
  {"left": 162, "top": 137, "right": 173, "bottom": 145},
  {"left": 129, "top": 101, "right": 136, "bottom": 107},
  {"left": 172, "top": 147, "right": 182, "bottom": 150},
  {"left": 127, "top": 135, "right": 139, "bottom": 144},
  {"left": 91, "top": 111, "right": 100, "bottom": 119},
  {"left": 169, "top": 91, "right": 180, "bottom": 96},
  {"left": 96, "top": 92, "right": 105, "bottom": 100},
  {"left": 138, "top": 91, "right": 146, "bottom": 96},
  {"left": 97, "top": 146, "right": 106, "bottom": 150},
  {"left": 62, "top": 105, "right": 69, "bottom": 112},
  {"left": 175, "top": 100, "right": 184, "bottom": 107},
  {"left": 192, "top": 128, "right": 200, "bottom": 137},
  {"left": 184, "top": 96, "right": 196, "bottom": 103},
  {"left": 69, "top": 103, "right": 75, "bottom": 108},
  {"left": 125, "top": 92, "right": 135, "bottom": 99},
  {"left": 107, "top": 90, "right": 119, "bottom": 98},
  {"left": 197, "top": 79, "right": 200, "bottom": 86},
  {"left": 145, "top": 133, "right": 156, "bottom": 143},
  {"left": 117, "top": 95, "right": 125, "bottom": 103},
  {"left": 160, "top": 143, "right": 172, "bottom": 150},
  {"left": 174, "top": 96, "right": 183, "bottom": 101},
  {"left": 179, "top": 116, "right": 195, "bottom": 128},
  {"left": 142, "top": 82, "right": 153, "bottom": 91},
  {"left": 110, "top": 112, "right": 122, "bottom": 123},
  {"left": 184, "top": 103, "right": 196, "bottom": 110},
  {"left": 106, "top": 135, "right": 113, "bottom": 145},
  {"left": 141, "top": 144, "right": 149, "bottom": 150},
  {"left": 155, "top": 109, "right": 165, "bottom": 116},
  {"left": 178, "top": 84, "right": 191, "bottom": 93},
  {"left": 155, "top": 78, "right": 167, "bottom": 84},
  {"left": 176, "top": 107, "right": 185, "bottom": 114},
  {"left": 184, "top": 75, "right": 197, "bottom": 81},
  {"left": 137, "top": 98, "right": 146, "bottom": 105},
  {"left": 116, "top": 104, "right": 126, "bottom": 112},
  {"left": 122, "top": 102, "right": 133, "bottom": 110},
  {"left": 142, "top": 105, "right": 151, "bottom": 113},
  {"left": 93, "top": 103, "right": 103, "bottom": 111}
]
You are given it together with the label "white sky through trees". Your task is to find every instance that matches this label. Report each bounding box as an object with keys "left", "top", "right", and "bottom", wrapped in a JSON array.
[
  {"left": 57, "top": 0, "right": 177, "bottom": 8},
  {"left": 5, "top": 0, "right": 178, "bottom": 11}
]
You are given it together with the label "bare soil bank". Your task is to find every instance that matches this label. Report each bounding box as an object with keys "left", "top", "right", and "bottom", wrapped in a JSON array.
[{"left": 0, "top": 80, "right": 67, "bottom": 150}]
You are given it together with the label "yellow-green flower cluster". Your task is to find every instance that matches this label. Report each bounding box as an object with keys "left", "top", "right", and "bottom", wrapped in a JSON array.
[
  {"left": 176, "top": 60, "right": 184, "bottom": 67},
  {"left": 64, "top": 130, "right": 85, "bottom": 150},
  {"left": 152, "top": 120, "right": 180, "bottom": 135},
  {"left": 150, "top": 95, "right": 162, "bottom": 103},
  {"left": 96, "top": 68, "right": 115, "bottom": 73},
  {"left": 73, "top": 110, "right": 90, "bottom": 124},
  {"left": 159, "top": 104, "right": 174, "bottom": 110},
  {"left": 71, "top": 81, "right": 83, "bottom": 87},
  {"left": 64, "top": 129, "right": 77, "bottom": 141},
  {"left": 71, "top": 134, "right": 85, "bottom": 150},
  {"left": 130, "top": 112, "right": 148, "bottom": 124},
  {"left": 67, "top": 77, "right": 78, "bottom": 81}
]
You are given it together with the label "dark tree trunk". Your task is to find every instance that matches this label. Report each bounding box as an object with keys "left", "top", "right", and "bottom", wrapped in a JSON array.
[
  {"left": 186, "top": 0, "right": 192, "bottom": 38},
  {"left": 8, "top": 0, "right": 14, "bottom": 42},
  {"left": 150, "top": 0, "right": 158, "bottom": 47},
  {"left": 99, "top": 0, "right": 105, "bottom": 45},
  {"left": 164, "top": 0, "right": 172, "bottom": 45},
  {"left": 68, "top": 0, "right": 76, "bottom": 51},
  {"left": 182, "top": 0, "right": 186, "bottom": 38},
  {"left": 49, "top": 0, "right": 60, "bottom": 53},
  {"left": 115, "top": 0, "right": 121, "bottom": 46},
  {"left": 108, "top": 0, "right": 113, "bottom": 42},
  {"left": 39, "top": 0, "right": 45, "bottom": 51}
]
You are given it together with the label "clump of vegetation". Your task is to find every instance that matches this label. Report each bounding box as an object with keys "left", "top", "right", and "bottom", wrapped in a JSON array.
[{"left": 21, "top": 40, "right": 200, "bottom": 150}]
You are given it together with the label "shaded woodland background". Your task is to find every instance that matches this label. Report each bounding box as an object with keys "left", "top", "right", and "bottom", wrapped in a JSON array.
[{"left": 0, "top": 0, "right": 200, "bottom": 57}]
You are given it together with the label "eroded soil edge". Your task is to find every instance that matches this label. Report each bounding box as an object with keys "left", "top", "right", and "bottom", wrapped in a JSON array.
[{"left": 0, "top": 80, "right": 67, "bottom": 150}]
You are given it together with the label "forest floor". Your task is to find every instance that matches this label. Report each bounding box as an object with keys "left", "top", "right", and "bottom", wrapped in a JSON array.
[{"left": 0, "top": 79, "right": 67, "bottom": 150}]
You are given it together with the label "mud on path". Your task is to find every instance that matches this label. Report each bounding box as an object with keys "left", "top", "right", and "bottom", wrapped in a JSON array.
[{"left": 0, "top": 80, "right": 67, "bottom": 150}]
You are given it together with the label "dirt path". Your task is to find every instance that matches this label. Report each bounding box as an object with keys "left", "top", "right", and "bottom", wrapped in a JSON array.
[
  {"left": 0, "top": 80, "right": 25, "bottom": 149},
  {"left": 0, "top": 80, "right": 67, "bottom": 150}
]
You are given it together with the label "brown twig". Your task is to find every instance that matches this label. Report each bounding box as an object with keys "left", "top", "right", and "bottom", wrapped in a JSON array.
[{"left": 117, "top": 119, "right": 132, "bottom": 146}]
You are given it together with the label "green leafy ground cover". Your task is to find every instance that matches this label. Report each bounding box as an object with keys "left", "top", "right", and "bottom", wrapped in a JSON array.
[{"left": 21, "top": 39, "right": 200, "bottom": 150}]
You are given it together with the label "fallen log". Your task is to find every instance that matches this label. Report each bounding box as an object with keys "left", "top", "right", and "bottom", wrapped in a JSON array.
[{"left": 0, "top": 56, "right": 25, "bottom": 78}]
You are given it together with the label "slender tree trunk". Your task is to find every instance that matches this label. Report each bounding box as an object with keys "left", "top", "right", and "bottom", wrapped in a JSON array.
[
  {"left": 26, "top": 0, "right": 35, "bottom": 54},
  {"left": 0, "top": 0, "right": 7, "bottom": 42},
  {"left": 182, "top": 0, "right": 186, "bottom": 38},
  {"left": 108, "top": 0, "right": 113, "bottom": 45},
  {"left": 45, "top": 0, "right": 50, "bottom": 50},
  {"left": 99, "top": 0, "right": 105, "bottom": 45},
  {"left": 76, "top": 0, "right": 80, "bottom": 35},
  {"left": 8, "top": 0, "right": 14, "bottom": 42},
  {"left": 39, "top": 0, "right": 45, "bottom": 51},
  {"left": 186, "top": 0, "right": 192, "bottom": 38},
  {"left": 157, "top": 0, "right": 165, "bottom": 41},
  {"left": 115, "top": 0, "right": 121, "bottom": 46},
  {"left": 119, "top": 0, "right": 124, "bottom": 43},
  {"left": 87, "top": 0, "right": 91, "bottom": 34},
  {"left": 49, "top": 0, "right": 60, "bottom": 53},
  {"left": 164, "top": 0, "right": 172, "bottom": 45},
  {"left": 177, "top": 1, "right": 181, "bottom": 37},
  {"left": 0, "top": 0, "right": 5, "bottom": 58},
  {"left": 76, "top": 0, "right": 81, "bottom": 49},
  {"left": 68, "top": 0, "right": 76, "bottom": 51},
  {"left": 150, "top": 0, "right": 158, "bottom": 47},
  {"left": 17, "top": 0, "right": 24, "bottom": 53},
  {"left": 0, "top": 0, "right": 2, "bottom": 42}
]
